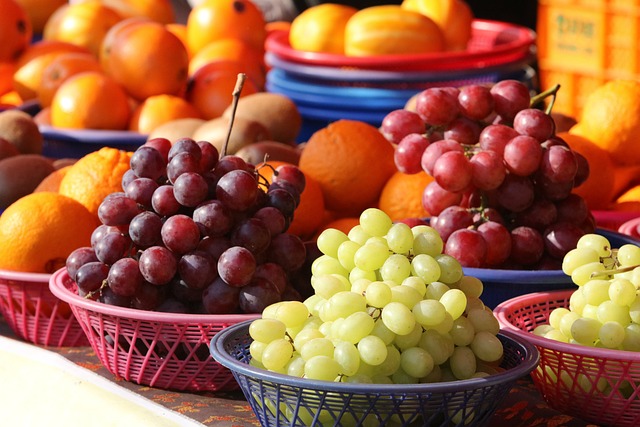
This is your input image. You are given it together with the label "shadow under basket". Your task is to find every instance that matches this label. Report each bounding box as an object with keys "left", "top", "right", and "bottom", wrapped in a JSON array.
[
  {"left": 210, "top": 320, "right": 539, "bottom": 427},
  {"left": 0, "top": 269, "right": 88, "bottom": 347},
  {"left": 49, "top": 268, "right": 259, "bottom": 392}
]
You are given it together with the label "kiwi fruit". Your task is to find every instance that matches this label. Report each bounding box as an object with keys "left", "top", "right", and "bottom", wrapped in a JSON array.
[
  {"left": 192, "top": 116, "right": 271, "bottom": 155},
  {"left": 0, "top": 154, "right": 55, "bottom": 210},
  {"left": 235, "top": 140, "right": 302, "bottom": 166},
  {"left": 147, "top": 117, "right": 207, "bottom": 143},
  {"left": 0, "top": 109, "right": 44, "bottom": 155},
  {"left": 222, "top": 92, "right": 302, "bottom": 145}
]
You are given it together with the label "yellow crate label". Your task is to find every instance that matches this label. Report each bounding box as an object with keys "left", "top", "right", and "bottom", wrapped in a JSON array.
[{"left": 544, "top": 6, "right": 605, "bottom": 71}]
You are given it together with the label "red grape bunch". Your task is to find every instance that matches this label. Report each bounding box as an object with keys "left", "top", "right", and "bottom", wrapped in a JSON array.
[
  {"left": 381, "top": 80, "right": 594, "bottom": 270},
  {"left": 66, "top": 136, "right": 308, "bottom": 315}
]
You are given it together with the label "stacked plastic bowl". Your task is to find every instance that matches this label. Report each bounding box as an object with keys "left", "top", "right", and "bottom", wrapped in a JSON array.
[{"left": 264, "top": 20, "right": 537, "bottom": 142}]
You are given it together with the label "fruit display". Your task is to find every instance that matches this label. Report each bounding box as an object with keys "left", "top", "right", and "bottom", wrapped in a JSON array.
[
  {"left": 248, "top": 207, "right": 506, "bottom": 387},
  {"left": 381, "top": 80, "right": 596, "bottom": 270},
  {"left": 537, "top": 233, "right": 640, "bottom": 352},
  {"left": 64, "top": 133, "right": 309, "bottom": 314},
  {"left": 0, "top": 0, "right": 272, "bottom": 137}
]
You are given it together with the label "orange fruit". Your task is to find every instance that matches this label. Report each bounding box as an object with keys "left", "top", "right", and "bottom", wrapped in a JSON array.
[
  {"left": 100, "top": 19, "right": 189, "bottom": 101},
  {"left": 99, "top": 0, "right": 175, "bottom": 24},
  {"left": 12, "top": 40, "right": 91, "bottom": 101},
  {"left": 569, "top": 79, "right": 640, "bottom": 166},
  {"left": 186, "top": 0, "right": 267, "bottom": 54},
  {"left": 188, "top": 37, "right": 265, "bottom": 86},
  {"left": 298, "top": 119, "right": 397, "bottom": 216},
  {"left": 0, "top": 62, "right": 17, "bottom": 96},
  {"left": 401, "top": 0, "right": 474, "bottom": 51},
  {"left": 557, "top": 132, "right": 616, "bottom": 211},
  {"left": 37, "top": 51, "right": 103, "bottom": 108},
  {"left": 50, "top": 71, "right": 132, "bottom": 130},
  {"left": 58, "top": 146, "right": 133, "bottom": 216},
  {"left": 257, "top": 160, "right": 327, "bottom": 240},
  {"left": 0, "top": 90, "right": 23, "bottom": 107},
  {"left": 0, "top": 192, "right": 99, "bottom": 273},
  {"left": 43, "top": 0, "right": 124, "bottom": 57},
  {"left": 289, "top": 4, "right": 357, "bottom": 54},
  {"left": 379, "top": 170, "right": 434, "bottom": 221},
  {"left": 167, "top": 23, "right": 191, "bottom": 58},
  {"left": 15, "top": 0, "right": 67, "bottom": 34},
  {"left": 314, "top": 217, "right": 360, "bottom": 239},
  {"left": 128, "top": 94, "right": 202, "bottom": 134},
  {"left": 0, "top": 0, "right": 32, "bottom": 62},
  {"left": 33, "top": 164, "right": 71, "bottom": 192},
  {"left": 185, "top": 60, "right": 259, "bottom": 120}
]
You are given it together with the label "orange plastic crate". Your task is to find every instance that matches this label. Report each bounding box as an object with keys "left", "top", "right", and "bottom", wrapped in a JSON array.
[{"left": 537, "top": 0, "right": 640, "bottom": 117}]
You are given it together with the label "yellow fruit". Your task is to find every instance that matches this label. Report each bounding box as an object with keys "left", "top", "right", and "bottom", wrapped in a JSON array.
[
  {"left": 401, "top": 0, "right": 473, "bottom": 51},
  {"left": 569, "top": 79, "right": 640, "bottom": 166},
  {"left": 344, "top": 5, "right": 444, "bottom": 56},
  {"left": 289, "top": 4, "right": 357, "bottom": 54}
]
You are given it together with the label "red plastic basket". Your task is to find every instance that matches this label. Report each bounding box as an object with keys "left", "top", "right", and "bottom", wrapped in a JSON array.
[
  {"left": 49, "top": 267, "right": 259, "bottom": 392},
  {"left": 619, "top": 216, "right": 640, "bottom": 239},
  {"left": 494, "top": 290, "right": 640, "bottom": 427},
  {"left": 265, "top": 20, "right": 536, "bottom": 72},
  {"left": 592, "top": 209, "right": 640, "bottom": 232},
  {"left": 0, "top": 269, "right": 88, "bottom": 347}
]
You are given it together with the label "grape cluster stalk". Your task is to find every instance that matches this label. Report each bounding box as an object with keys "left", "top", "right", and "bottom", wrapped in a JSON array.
[{"left": 381, "top": 80, "right": 594, "bottom": 269}]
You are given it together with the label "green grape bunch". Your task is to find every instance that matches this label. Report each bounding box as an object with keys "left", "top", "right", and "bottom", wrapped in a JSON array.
[{"left": 248, "top": 208, "right": 505, "bottom": 387}]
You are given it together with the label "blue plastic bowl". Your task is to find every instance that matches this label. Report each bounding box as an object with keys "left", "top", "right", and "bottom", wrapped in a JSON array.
[
  {"left": 40, "top": 125, "right": 147, "bottom": 159},
  {"left": 210, "top": 320, "right": 539, "bottom": 427},
  {"left": 464, "top": 228, "right": 640, "bottom": 309}
]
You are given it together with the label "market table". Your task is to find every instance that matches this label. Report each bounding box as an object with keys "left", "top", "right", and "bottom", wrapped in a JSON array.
[{"left": 0, "top": 317, "right": 598, "bottom": 427}]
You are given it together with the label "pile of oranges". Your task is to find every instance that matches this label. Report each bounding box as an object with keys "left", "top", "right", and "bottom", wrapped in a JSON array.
[{"left": 0, "top": 0, "right": 269, "bottom": 134}]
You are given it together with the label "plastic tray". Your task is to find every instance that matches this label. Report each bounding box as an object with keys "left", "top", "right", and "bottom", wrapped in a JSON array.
[
  {"left": 210, "top": 320, "right": 539, "bottom": 427},
  {"left": 0, "top": 269, "right": 88, "bottom": 347},
  {"left": 495, "top": 289, "right": 640, "bottom": 427},
  {"left": 49, "top": 268, "right": 259, "bottom": 391},
  {"left": 265, "top": 20, "right": 536, "bottom": 72}
]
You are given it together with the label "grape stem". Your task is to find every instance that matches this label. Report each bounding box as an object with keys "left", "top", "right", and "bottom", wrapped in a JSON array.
[
  {"left": 220, "top": 73, "right": 246, "bottom": 159},
  {"left": 529, "top": 83, "right": 561, "bottom": 114}
]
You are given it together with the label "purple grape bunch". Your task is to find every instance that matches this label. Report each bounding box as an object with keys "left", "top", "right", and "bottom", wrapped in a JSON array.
[
  {"left": 66, "top": 136, "right": 308, "bottom": 314},
  {"left": 381, "top": 80, "right": 593, "bottom": 270}
]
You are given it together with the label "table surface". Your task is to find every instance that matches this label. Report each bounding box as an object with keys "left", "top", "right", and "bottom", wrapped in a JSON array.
[{"left": 0, "top": 317, "right": 600, "bottom": 427}]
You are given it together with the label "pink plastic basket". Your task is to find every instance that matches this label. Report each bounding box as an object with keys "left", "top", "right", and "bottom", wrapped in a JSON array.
[
  {"left": 592, "top": 209, "right": 640, "bottom": 232},
  {"left": 265, "top": 20, "right": 536, "bottom": 72},
  {"left": 49, "top": 267, "right": 259, "bottom": 392},
  {"left": 494, "top": 290, "right": 640, "bottom": 427},
  {"left": 619, "top": 216, "right": 640, "bottom": 239},
  {"left": 0, "top": 269, "right": 88, "bottom": 347}
]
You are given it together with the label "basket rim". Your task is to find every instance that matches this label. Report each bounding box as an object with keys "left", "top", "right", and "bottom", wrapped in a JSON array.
[
  {"left": 210, "top": 319, "right": 539, "bottom": 394},
  {"left": 48, "top": 267, "right": 259, "bottom": 323},
  {"left": 0, "top": 268, "right": 51, "bottom": 283},
  {"left": 265, "top": 19, "right": 536, "bottom": 71},
  {"left": 494, "top": 289, "right": 640, "bottom": 361}
]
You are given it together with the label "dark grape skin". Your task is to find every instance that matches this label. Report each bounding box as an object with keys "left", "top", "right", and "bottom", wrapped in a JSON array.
[
  {"left": 489, "top": 79, "right": 531, "bottom": 122},
  {"left": 430, "top": 206, "right": 474, "bottom": 242},
  {"left": 444, "top": 228, "right": 487, "bottom": 268},
  {"left": 66, "top": 247, "right": 98, "bottom": 281},
  {"left": 422, "top": 181, "right": 463, "bottom": 217},
  {"left": 380, "top": 108, "right": 426, "bottom": 145},
  {"left": 254, "top": 262, "right": 289, "bottom": 294},
  {"left": 216, "top": 169, "right": 259, "bottom": 212},
  {"left": 432, "top": 150, "right": 473, "bottom": 193},
  {"left": 138, "top": 245, "right": 178, "bottom": 286},
  {"left": 414, "top": 87, "right": 460, "bottom": 126},
  {"left": 458, "top": 84, "right": 495, "bottom": 121},
  {"left": 239, "top": 277, "right": 282, "bottom": 313},
  {"left": 161, "top": 214, "right": 200, "bottom": 255},
  {"left": 273, "top": 164, "right": 306, "bottom": 195},
  {"left": 267, "top": 233, "right": 307, "bottom": 272},
  {"left": 477, "top": 221, "right": 512, "bottom": 267},
  {"left": 231, "top": 217, "right": 271, "bottom": 255},
  {"left": 202, "top": 277, "right": 241, "bottom": 314},
  {"left": 129, "top": 146, "right": 166, "bottom": 181},
  {"left": 217, "top": 246, "right": 257, "bottom": 287},
  {"left": 94, "top": 232, "right": 131, "bottom": 265},
  {"left": 394, "top": 133, "right": 431, "bottom": 174},
  {"left": 178, "top": 250, "right": 217, "bottom": 290},
  {"left": 543, "top": 222, "right": 586, "bottom": 260},
  {"left": 75, "top": 261, "right": 109, "bottom": 295},
  {"left": 97, "top": 194, "right": 141, "bottom": 227},
  {"left": 129, "top": 211, "right": 163, "bottom": 248},
  {"left": 469, "top": 150, "right": 506, "bottom": 191},
  {"left": 107, "top": 258, "right": 144, "bottom": 297},
  {"left": 509, "top": 226, "right": 545, "bottom": 267},
  {"left": 512, "top": 108, "right": 556, "bottom": 142}
]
